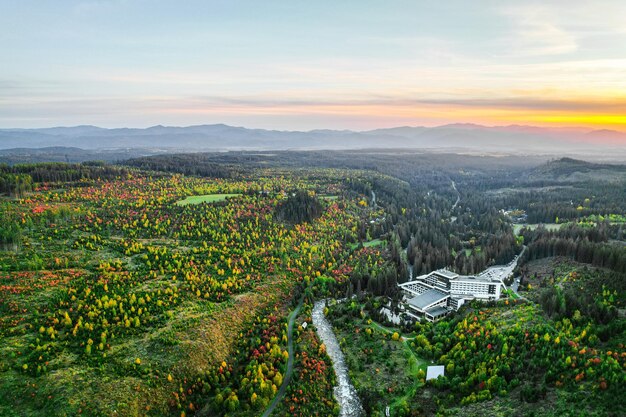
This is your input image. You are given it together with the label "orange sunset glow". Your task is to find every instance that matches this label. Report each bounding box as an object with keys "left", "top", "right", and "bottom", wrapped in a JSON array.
[{"left": 1, "top": 1, "right": 626, "bottom": 136}]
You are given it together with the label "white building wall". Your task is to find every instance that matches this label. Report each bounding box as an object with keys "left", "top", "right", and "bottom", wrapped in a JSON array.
[{"left": 450, "top": 280, "right": 501, "bottom": 299}]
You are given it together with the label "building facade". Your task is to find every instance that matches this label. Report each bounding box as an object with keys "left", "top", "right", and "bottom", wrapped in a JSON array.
[{"left": 399, "top": 269, "right": 506, "bottom": 322}]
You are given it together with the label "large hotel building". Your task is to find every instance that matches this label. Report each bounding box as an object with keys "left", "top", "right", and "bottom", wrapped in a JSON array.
[{"left": 398, "top": 268, "right": 506, "bottom": 322}]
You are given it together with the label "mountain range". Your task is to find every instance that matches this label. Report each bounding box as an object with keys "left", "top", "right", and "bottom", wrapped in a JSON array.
[{"left": 1, "top": 123, "right": 625, "bottom": 160}]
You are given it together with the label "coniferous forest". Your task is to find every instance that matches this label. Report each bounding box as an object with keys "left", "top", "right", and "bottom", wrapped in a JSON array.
[{"left": 0, "top": 152, "right": 624, "bottom": 417}]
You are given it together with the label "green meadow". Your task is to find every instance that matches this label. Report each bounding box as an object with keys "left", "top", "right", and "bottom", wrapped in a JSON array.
[{"left": 175, "top": 193, "right": 240, "bottom": 206}]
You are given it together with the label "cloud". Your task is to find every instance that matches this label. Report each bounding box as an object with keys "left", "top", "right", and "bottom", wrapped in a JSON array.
[
  {"left": 181, "top": 95, "right": 625, "bottom": 113},
  {"left": 499, "top": 4, "right": 578, "bottom": 56},
  {"left": 2, "top": 92, "right": 626, "bottom": 131},
  {"left": 3, "top": 89, "right": 626, "bottom": 121}
]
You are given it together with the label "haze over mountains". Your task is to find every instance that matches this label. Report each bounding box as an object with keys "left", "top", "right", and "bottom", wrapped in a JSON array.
[{"left": 1, "top": 123, "right": 625, "bottom": 161}]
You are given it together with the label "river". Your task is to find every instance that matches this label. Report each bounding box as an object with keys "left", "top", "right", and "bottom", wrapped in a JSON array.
[{"left": 312, "top": 301, "right": 364, "bottom": 417}]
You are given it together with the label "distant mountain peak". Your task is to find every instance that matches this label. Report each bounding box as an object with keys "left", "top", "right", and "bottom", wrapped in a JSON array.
[
  {"left": 584, "top": 129, "right": 626, "bottom": 144},
  {"left": 553, "top": 157, "right": 587, "bottom": 164},
  {"left": 587, "top": 128, "right": 625, "bottom": 135},
  {"left": 438, "top": 123, "right": 486, "bottom": 129},
  {"left": 0, "top": 123, "right": 625, "bottom": 159}
]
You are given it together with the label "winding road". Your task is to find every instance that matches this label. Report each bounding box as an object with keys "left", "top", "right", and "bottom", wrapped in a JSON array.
[
  {"left": 261, "top": 297, "right": 303, "bottom": 417},
  {"left": 450, "top": 180, "right": 460, "bottom": 211}
]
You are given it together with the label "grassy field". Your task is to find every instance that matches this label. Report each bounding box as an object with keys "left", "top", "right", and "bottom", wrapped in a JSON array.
[
  {"left": 350, "top": 239, "right": 385, "bottom": 250},
  {"left": 175, "top": 193, "right": 240, "bottom": 206},
  {"left": 513, "top": 223, "right": 563, "bottom": 235},
  {"left": 363, "top": 239, "right": 384, "bottom": 248}
]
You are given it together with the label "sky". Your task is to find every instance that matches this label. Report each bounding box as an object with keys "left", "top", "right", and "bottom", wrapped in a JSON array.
[{"left": 2, "top": 0, "right": 626, "bottom": 131}]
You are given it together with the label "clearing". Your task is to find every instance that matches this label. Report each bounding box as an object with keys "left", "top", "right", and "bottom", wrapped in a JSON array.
[
  {"left": 513, "top": 223, "right": 563, "bottom": 235},
  {"left": 175, "top": 193, "right": 240, "bottom": 206}
]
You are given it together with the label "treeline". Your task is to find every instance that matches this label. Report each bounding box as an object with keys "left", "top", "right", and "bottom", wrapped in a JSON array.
[
  {"left": 520, "top": 224, "right": 626, "bottom": 273},
  {"left": 4, "top": 162, "right": 129, "bottom": 182},
  {"left": 0, "top": 162, "right": 129, "bottom": 196},
  {"left": 125, "top": 150, "right": 539, "bottom": 194},
  {"left": 124, "top": 154, "right": 247, "bottom": 178}
]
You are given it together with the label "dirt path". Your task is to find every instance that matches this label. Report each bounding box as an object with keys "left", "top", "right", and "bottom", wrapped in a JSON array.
[{"left": 261, "top": 297, "right": 303, "bottom": 417}]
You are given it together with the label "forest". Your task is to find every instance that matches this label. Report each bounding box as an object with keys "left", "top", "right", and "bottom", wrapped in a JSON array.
[{"left": 0, "top": 152, "right": 624, "bottom": 417}]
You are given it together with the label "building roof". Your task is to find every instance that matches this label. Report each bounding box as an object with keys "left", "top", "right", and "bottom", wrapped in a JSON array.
[
  {"left": 426, "top": 365, "right": 445, "bottom": 380},
  {"left": 425, "top": 306, "right": 449, "bottom": 318},
  {"left": 399, "top": 280, "right": 431, "bottom": 296},
  {"left": 407, "top": 289, "right": 448, "bottom": 310},
  {"left": 433, "top": 269, "right": 458, "bottom": 279},
  {"left": 454, "top": 274, "right": 495, "bottom": 283}
]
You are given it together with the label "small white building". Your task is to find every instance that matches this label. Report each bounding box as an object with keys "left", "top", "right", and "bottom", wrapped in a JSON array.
[{"left": 426, "top": 365, "right": 445, "bottom": 380}]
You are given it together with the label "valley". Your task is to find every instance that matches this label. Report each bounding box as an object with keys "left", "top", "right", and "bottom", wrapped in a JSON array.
[{"left": 0, "top": 154, "right": 624, "bottom": 417}]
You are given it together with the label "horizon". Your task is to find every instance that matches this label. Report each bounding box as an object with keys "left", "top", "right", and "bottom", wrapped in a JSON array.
[
  {"left": 2, "top": 122, "right": 625, "bottom": 135},
  {"left": 3, "top": 1, "right": 626, "bottom": 131},
  {"left": 1, "top": 2, "right": 626, "bottom": 412}
]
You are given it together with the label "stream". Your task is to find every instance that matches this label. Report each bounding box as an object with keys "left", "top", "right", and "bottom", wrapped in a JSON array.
[{"left": 312, "top": 301, "right": 364, "bottom": 417}]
